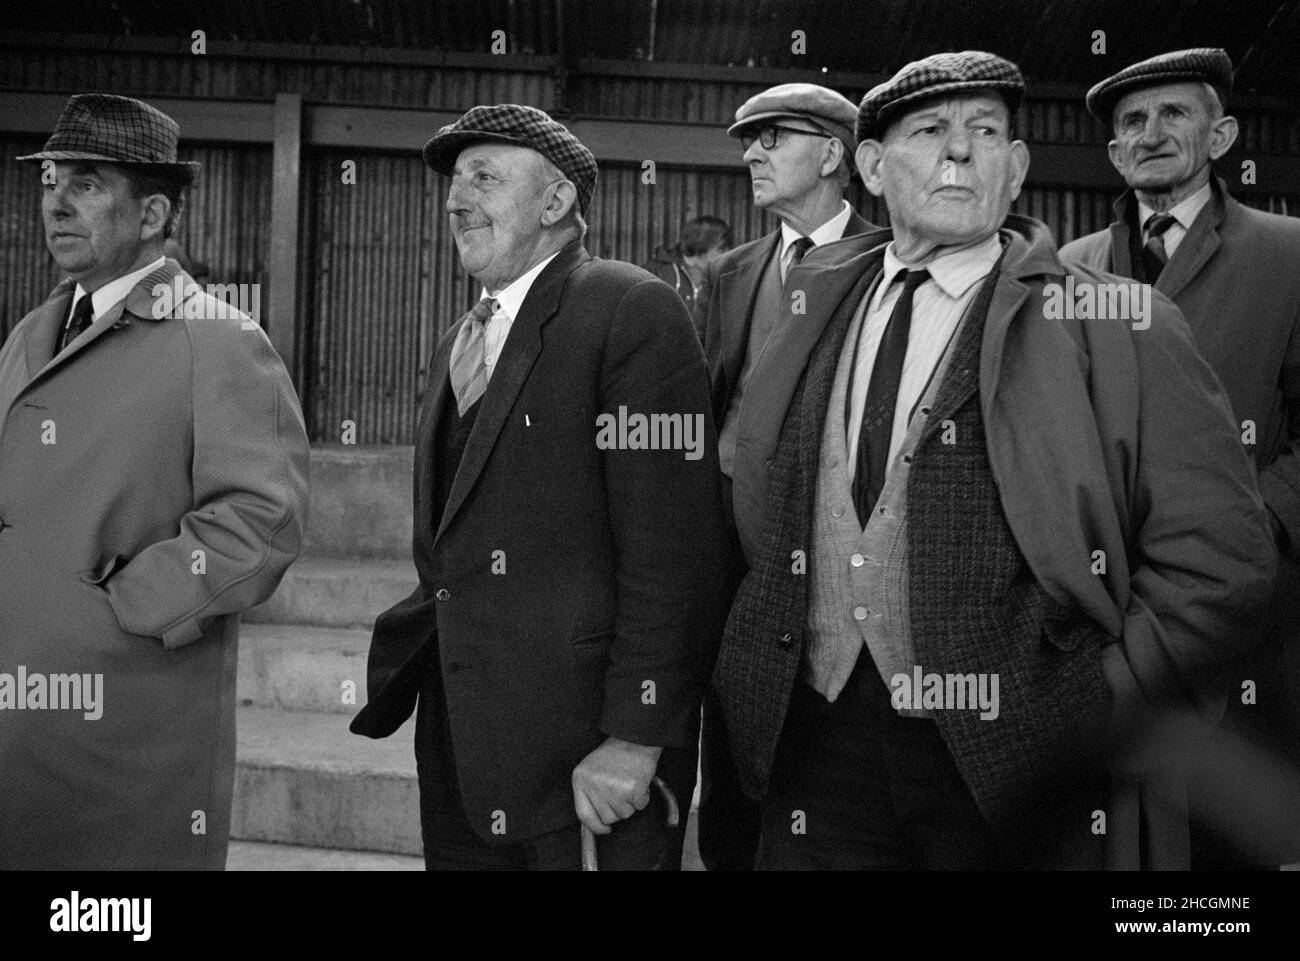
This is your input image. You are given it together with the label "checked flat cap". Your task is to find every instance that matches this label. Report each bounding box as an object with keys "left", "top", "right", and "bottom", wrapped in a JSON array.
[
  {"left": 1086, "top": 48, "right": 1233, "bottom": 122},
  {"left": 17, "top": 94, "right": 199, "bottom": 181},
  {"left": 423, "top": 104, "right": 598, "bottom": 215},
  {"left": 727, "top": 82, "right": 859, "bottom": 157},
  {"left": 857, "top": 51, "right": 1024, "bottom": 142}
]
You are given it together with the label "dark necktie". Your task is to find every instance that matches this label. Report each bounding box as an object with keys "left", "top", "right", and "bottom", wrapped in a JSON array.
[
  {"left": 59, "top": 295, "right": 94, "bottom": 354},
  {"left": 1140, "top": 212, "right": 1177, "bottom": 282},
  {"left": 852, "top": 268, "right": 929, "bottom": 523},
  {"left": 783, "top": 236, "right": 814, "bottom": 282}
]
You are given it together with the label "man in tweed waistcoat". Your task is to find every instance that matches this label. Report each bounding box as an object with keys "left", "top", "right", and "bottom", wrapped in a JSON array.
[{"left": 711, "top": 51, "right": 1275, "bottom": 870}]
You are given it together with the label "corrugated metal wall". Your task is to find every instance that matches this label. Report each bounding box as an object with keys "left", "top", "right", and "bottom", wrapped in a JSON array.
[{"left": 3, "top": 44, "right": 1298, "bottom": 443}]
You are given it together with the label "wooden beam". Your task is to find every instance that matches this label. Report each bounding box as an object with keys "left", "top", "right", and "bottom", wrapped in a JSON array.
[
  {"left": 268, "top": 93, "right": 302, "bottom": 381},
  {"left": 2, "top": 92, "right": 1296, "bottom": 195}
]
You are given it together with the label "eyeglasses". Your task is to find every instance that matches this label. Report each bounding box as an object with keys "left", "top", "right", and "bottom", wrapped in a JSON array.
[{"left": 739, "top": 124, "right": 834, "bottom": 151}]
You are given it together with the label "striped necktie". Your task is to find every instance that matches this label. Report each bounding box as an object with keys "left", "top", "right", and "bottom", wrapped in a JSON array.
[
  {"left": 448, "top": 297, "right": 498, "bottom": 416},
  {"left": 1141, "top": 212, "right": 1177, "bottom": 282}
]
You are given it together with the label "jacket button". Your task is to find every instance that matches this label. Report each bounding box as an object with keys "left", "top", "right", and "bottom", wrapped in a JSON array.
[
  {"left": 435, "top": 588, "right": 451, "bottom": 601},
  {"left": 853, "top": 606, "right": 868, "bottom": 621},
  {"left": 765, "top": 459, "right": 774, "bottom": 471},
  {"left": 850, "top": 553, "right": 865, "bottom": 567},
  {"left": 777, "top": 632, "right": 793, "bottom": 648},
  {"left": 831, "top": 505, "right": 845, "bottom": 518}
]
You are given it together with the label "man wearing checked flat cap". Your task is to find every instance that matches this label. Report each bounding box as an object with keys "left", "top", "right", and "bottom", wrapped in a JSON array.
[
  {"left": 694, "top": 81, "right": 881, "bottom": 872},
  {"left": 710, "top": 51, "right": 1274, "bottom": 869},
  {"left": 1062, "top": 48, "right": 1300, "bottom": 869},
  {"left": 350, "top": 104, "right": 728, "bottom": 870},
  {"left": 0, "top": 94, "right": 310, "bottom": 869}
]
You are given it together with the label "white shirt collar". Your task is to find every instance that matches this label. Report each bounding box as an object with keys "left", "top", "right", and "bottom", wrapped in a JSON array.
[
  {"left": 1137, "top": 181, "right": 1212, "bottom": 234},
  {"left": 70, "top": 256, "right": 167, "bottom": 320},
  {"left": 880, "top": 233, "right": 1003, "bottom": 300},
  {"left": 484, "top": 251, "right": 563, "bottom": 321},
  {"left": 779, "top": 200, "right": 854, "bottom": 258}
]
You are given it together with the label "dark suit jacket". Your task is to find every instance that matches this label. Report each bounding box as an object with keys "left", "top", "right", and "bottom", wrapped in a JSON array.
[
  {"left": 698, "top": 209, "right": 879, "bottom": 435},
  {"left": 351, "top": 240, "right": 729, "bottom": 844}
]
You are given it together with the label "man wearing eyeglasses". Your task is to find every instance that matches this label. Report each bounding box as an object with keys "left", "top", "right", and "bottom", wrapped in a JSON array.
[{"left": 696, "top": 82, "right": 879, "bottom": 871}]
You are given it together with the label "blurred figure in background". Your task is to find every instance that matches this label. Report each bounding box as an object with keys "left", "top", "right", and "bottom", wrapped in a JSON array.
[{"left": 644, "top": 214, "right": 733, "bottom": 331}]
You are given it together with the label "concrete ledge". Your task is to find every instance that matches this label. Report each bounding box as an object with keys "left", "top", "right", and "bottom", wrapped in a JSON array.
[
  {"left": 227, "top": 839, "right": 423, "bottom": 871},
  {"left": 232, "top": 706, "right": 421, "bottom": 856},
  {"left": 303, "top": 445, "right": 414, "bottom": 561},
  {"left": 238, "top": 623, "right": 371, "bottom": 715},
  {"left": 247, "top": 557, "right": 418, "bottom": 628}
]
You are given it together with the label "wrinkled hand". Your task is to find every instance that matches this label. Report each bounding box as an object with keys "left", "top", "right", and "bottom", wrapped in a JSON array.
[{"left": 572, "top": 737, "right": 663, "bottom": 835}]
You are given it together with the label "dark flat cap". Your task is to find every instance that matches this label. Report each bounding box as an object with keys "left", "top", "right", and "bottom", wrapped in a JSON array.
[
  {"left": 1086, "top": 48, "right": 1233, "bottom": 122},
  {"left": 727, "top": 82, "right": 859, "bottom": 156},
  {"left": 423, "top": 103, "right": 598, "bottom": 215},
  {"left": 16, "top": 94, "right": 199, "bottom": 182},
  {"left": 857, "top": 51, "right": 1025, "bottom": 142}
]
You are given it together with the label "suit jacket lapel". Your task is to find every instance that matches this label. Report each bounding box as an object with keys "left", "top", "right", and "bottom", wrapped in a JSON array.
[
  {"left": 435, "top": 242, "right": 590, "bottom": 545},
  {"left": 1156, "top": 180, "right": 1225, "bottom": 301},
  {"left": 412, "top": 327, "right": 459, "bottom": 556},
  {"left": 719, "top": 232, "right": 780, "bottom": 391}
]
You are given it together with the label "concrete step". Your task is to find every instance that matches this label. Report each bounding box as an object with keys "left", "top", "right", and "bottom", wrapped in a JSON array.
[
  {"left": 246, "top": 557, "right": 417, "bottom": 628},
  {"left": 226, "top": 840, "right": 423, "bottom": 871},
  {"left": 237, "top": 622, "right": 370, "bottom": 715},
  {"left": 232, "top": 705, "right": 421, "bottom": 856},
  {"left": 303, "top": 445, "right": 413, "bottom": 560}
]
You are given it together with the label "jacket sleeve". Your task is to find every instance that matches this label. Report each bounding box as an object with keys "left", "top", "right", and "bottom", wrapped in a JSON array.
[
  {"left": 596, "top": 278, "right": 729, "bottom": 749},
  {"left": 1256, "top": 296, "right": 1300, "bottom": 553},
  {"left": 1105, "top": 295, "right": 1276, "bottom": 708},
  {"left": 103, "top": 316, "right": 310, "bottom": 649}
]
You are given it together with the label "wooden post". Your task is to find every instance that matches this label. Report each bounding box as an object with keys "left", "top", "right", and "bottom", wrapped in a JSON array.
[{"left": 269, "top": 92, "right": 302, "bottom": 383}]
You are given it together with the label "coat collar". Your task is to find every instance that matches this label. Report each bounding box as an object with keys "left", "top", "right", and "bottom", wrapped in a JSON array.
[
  {"left": 24, "top": 258, "right": 189, "bottom": 387},
  {"left": 1106, "top": 175, "right": 1231, "bottom": 298},
  {"left": 432, "top": 239, "right": 591, "bottom": 546}
]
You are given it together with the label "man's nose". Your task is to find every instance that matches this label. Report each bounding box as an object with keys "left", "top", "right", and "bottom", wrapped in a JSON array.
[
  {"left": 445, "top": 179, "right": 471, "bottom": 215},
  {"left": 943, "top": 129, "right": 973, "bottom": 163},
  {"left": 43, "top": 180, "right": 73, "bottom": 217},
  {"left": 743, "top": 140, "right": 766, "bottom": 166},
  {"left": 1137, "top": 115, "right": 1166, "bottom": 147}
]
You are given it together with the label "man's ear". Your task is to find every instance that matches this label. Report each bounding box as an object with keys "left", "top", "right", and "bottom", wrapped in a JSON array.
[
  {"left": 1208, "top": 114, "right": 1239, "bottom": 161},
  {"left": 820, "top": 137, "right": 844, "bottom": 179},
  {"left": 1106, "top": 138, "right": 1125, "bottom": 175},
  {"left": 856, "top": 140, "right": 886, "bottom": 197},
  {"left": 541, "top": 179, "right": 578, "bottom": 227},
  {"left": 1007, "top": 140, "right": 1030, "bottom": 200},
  {"left": 138, "top": 194, "right": 171, "bottom": 242}
]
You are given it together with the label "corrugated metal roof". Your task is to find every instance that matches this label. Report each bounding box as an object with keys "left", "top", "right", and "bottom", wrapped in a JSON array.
[{"left": 10, "top": 0, "right": 1299, "bottom": 99}]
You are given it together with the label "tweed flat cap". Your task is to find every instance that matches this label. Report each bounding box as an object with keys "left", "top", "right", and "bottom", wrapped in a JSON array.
[
  {"left": 727, "top": 82, "right": 859, "bottom": 156},
  {"left": 1085, "top": 48, "right": 1233, "bottom": 122},
  {"left": 857, "top": 51, "right": 1025, "bottom": 142},
  {"left": 423, "top": 104, "right": 598, "bottom": 215},
  {"left": 17, "top": 94, "right": 199, "bottom": 181}
]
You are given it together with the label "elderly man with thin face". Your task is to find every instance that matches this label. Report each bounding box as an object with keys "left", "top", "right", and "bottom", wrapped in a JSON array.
[
  {"left": 710, "top": 51, "right": 1275, "bottom": 870},
  {"left": 1062, "top": 49, "right": 1300, "bottom": 868},
  {"left": 350, "top": 104, "right": 728, "bottom": 871}
]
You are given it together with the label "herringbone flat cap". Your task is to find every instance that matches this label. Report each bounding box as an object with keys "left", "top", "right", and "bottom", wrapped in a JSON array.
[
  {"left": 423, "top": 103, "right": 598, "bottom": 215},
  {"left": 1086, "top": 48, "right": 1233, "bottom": 122},
  {"left": 857, "top": 51, "right": 1024, "bottom": 141},
  {"left": 17, "top": 94, "right": 199, "bottom": 181}
]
